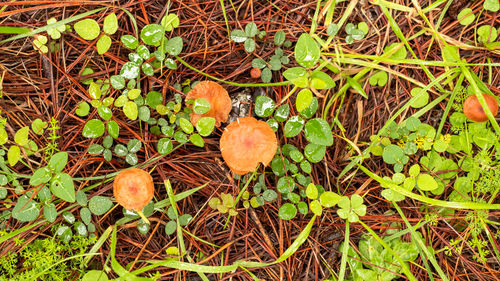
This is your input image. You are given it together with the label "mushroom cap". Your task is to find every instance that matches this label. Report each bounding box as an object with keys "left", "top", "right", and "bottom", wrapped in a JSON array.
[
  {"left": 113, "top": 168, "right": 154, "bottom": 211},
  {"left": 220, "top": 117, "right": 278, "bottom": 175},
  {"left": 185, "top": 81, "right": 232, "bottom": 127},
  {"left": 463, "top": 93, "right": 498, "bottom": 122}
]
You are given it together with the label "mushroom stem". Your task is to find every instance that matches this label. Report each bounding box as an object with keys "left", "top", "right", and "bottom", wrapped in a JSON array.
[{"left": 137, "top": 210, "right": 150, "bottom": 225}]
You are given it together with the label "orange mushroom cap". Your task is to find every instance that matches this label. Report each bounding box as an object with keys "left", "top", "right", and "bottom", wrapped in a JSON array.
[
  {"left": 185, "top": 81, "right": 232, "bottom": 127},
  {"left": 463, "top": 93, "right": 498, "bottom": 122},
  {"left": 220, "top": 117, "right": 278, "bottom": 175},
  {"left": 113, "top": 168, "right": 154, "bottom": 211}
]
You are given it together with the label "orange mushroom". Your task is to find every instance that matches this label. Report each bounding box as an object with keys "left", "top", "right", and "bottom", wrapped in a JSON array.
[
  {"left": 463, "top": 93, "right": 498, "bottom": 122},
  {"left": 220, "top": 117, "right": 277, "bottom": 175},
  {"left": 250, "top": 68, "right": 261, "bottom": 79},
  {"left": 113, "top": 168, "right": 154, "bottom": 223},
  {"left": 185, "top": 81, "right": 232, "bottom": 127}
]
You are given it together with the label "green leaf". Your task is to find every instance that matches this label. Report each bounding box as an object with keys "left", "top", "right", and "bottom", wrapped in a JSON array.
[
  {"left": 76, "top": 190, "right": 88, "bottom": 206},
  {"left": 103, "top": 12, "right": 118, "bottom": 34},
  {"left": 196, "top": 117, "right": 216, "bottom": 137},
  {"left": 62, "top": 210, "right": 76, "bottom": 224},
  {"left": 277, "top": 176, "right": 295, "bottom": 193},
  {"left": 410, "top": 87, "right": 429, "bottom": 108},
  {"left": 299, "top": 97, "right": 318, "bottom": 118},
  {"left": 114, "top": 144, "right": 128, "bottom": 156},
  {"left": 358, "top": 22, "right": 369, "bottom": 34},
  {"left": 110, "top": 75, "right": 125, "bottom": 90},
  {"left": 161, "top": 14, "right": 180, "bottom": 31},
  {"left": 50, "top": 173, "right": 76, "bottom": 202},
  {"left": 120, "top": 62, "right": 140, "bottom": 80},
  {"left": 14, "top": 126, "right": 29, "bottom": 146},
  {"left": 294, "top": 33, "right": 320, "bottom": 68},
  {"left": 274, "top": 30, "right": 286, "bottom": 45},
  {"left": 252, "top": 58, "right": 267, "bottom": 69},
  {"left": 7, "top": 145, "right": 20, "bottom": 166},
  {"left": 296, "top": 89, "right": 313, "bottom": 112},
  {"left": 245, "top": 22, "right": 259, "bottom": 37},
  {"left": 97, "top": 106, "right": 112, "bottom": 121},
  {"left": 137, "top": 45, "right": 151, "bottom": 60},
  {"left": 278, "top": 203, "right": 297, "bottom": 220},
  {"left": 30, "top": 167, "right": 51, "bottom": 186},
  {"left": 369, "top": 71, "right": 388, "bottom": 86},
  {"left": 88, "top": 82, "right": 102, "bottom": 100},
  {"left": 76, "top": 101, "right": 90, "bottom": 116},
  {"left": 319, "top": 191, "right": 340, "bottom": 207},
  {"left": 0, "top": 128, "right": 8, "bottom": 145},
  {"left": 140, "top": 24, "right": 165, "bottom": 46},
  {"left": 382, "top": 144, "right": 404, "bottom": 165},
  {"left": 107, "top": 120, "right": 119, "bottom": 139},
  {"left": 146, "top": 91, "right": 163, "bottom": 108},
  {"left": 83, "top": 119, "right": 105, "bottom": 138},
  {"left": 179, "top": 118, "right": 194, "bottom": 134},
  {"left": 80, "top": 207, "right": 92, "bottom": 225},
  {"left": 128, "top": 88, "right": 141, "bottom": 100},
  {"left": 89, "top": 196, "right": 113, "bottom": 215},
  {"left": 44, "top": 203, "right": 57, "bottom": 222},
  {"left": 263, "top": 189, "right": 277, "bottom": 201},
  {"left": 230, "top": 29, "right": 247, "bottom": 42},
  {"left": 384, "top": 43, "right": 407, "bottom": 59},
  {"left": 157, "top": 138, "right": 173, "bottom": 155},
  {"left": 31, "top": 119, "right": 47, "bottom": 135},
  {"left": 304, "top": 143, "right": 326, "bottom": 163},
  {"left": 74, "top": 19, "right": 100, "bottom": 40},
  {"left": 283, "top": 67, "right": 309, "bottom": 87},
  {"left": 165, "top": 220, "right": 177, "bottom": 235},
  {"left": 254, "top": 96, "right": 275, "bottom": 117},
  {"left": 310, "top": 200, "right": 322, "bottom": 216},
  {"left": 260, "top": 67, "right": 272, "bottom": 83},
  {"left": 267, "top": 118, "right": 278, "bottom": 132},
  {"left": 49, "top": 151, "right": 68, "bottom": 173},
  {"left": 96, "top": 34, "right": 112, "bottom": 54},
  {"left": 138, "top": 106, "right": 150, "bottom": 122},
  {"left": 127, "top": 139, "right": 142, "bottom": 153},
  {"left": 477, "top": 25, "right": 498, "bottom": 43},
  {"left": 284, "top": 115, "right": 304, "bottom": 137},
  {"left": 484, "top": 0, "right": 499, "bottom": 12},
  {"left": 297, "top": 201, "right": 308, "bottom": 215},
  {"left": 306, "top": 183, "right": 318, "bottom": 199},
  {"left": 193, "top": 98, "right": 211, "bottom": 114},
  {"left": 416, "top": 174, "right": 438, "bottom": 191},
  {"left": 12, "top": 195, "right": 39, "bottom": 222},
  {"left": 310, "top": 71, "right": 335, "bottom": 89},
  {"left": 123, "top": 101, "right": 138, "bottom": 120},
  {"left": 274, "top": 104, "right": 289, "bottom": 122},
  {"left": 164, "top": 36, "right": 183, "bottom": 55},
  {"left": 304, "top": 118, "right": 333, "bottom": 146},
  {"left": 120, "top": 35, "right": 138, "bottom": 49},
  {"left": 244, "top": 38, "right": 255, "bottom": 53},
  {"left": 457, "top": 8, "right": 475, "bottom": 25},
  {"left": 125, "top": 153, "right": 138, "bottom": 165},
  {"left": 189, "top": 133, "right": 205, "bottom": 147}
]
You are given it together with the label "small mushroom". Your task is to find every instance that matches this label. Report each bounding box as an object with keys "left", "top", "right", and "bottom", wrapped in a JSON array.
[
  {"left": 250, "top": 68, "right": 261, "bottom": 79},
  {"left": 113, "top": 168, "right": 154, "bottom": 223},
  {"left": 185, "top": 81, "right": 232, "bottom": 127},
  {"left": 220, "top": 117, "right": 277, "bottom": 175},
  {"left": 463, "top": 93, "right": 498, "bottom": 122}
]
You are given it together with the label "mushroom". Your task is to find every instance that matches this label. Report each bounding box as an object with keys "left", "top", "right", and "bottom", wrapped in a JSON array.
[
  {"left": 185, "top": 81, "right": 232, "bottom": 127},
  {"left": 220, "top": 117, "right": 277, "bottom": 175},
  {"left": 463, "top": 93, "right": 498, "bottom": 122},
  {"left": 113, "top": 168, "right": 154, "bottom": 223},
  {"left": 250, "top": 68, "right": 261, "bottom": 79}
]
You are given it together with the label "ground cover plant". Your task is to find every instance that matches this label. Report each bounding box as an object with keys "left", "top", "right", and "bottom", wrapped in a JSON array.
[{"left": 0, "top": 0, "right": 499, "bottom": 280}]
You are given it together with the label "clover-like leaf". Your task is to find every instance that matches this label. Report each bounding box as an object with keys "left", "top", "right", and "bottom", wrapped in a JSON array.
[{"left": 74, "top": 19, "right": 100, "bottom": 40}]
